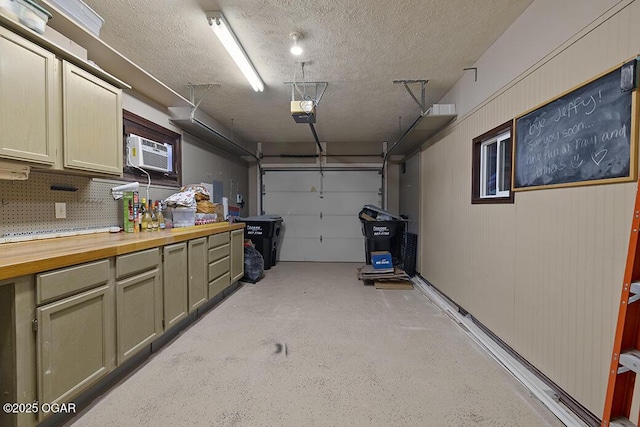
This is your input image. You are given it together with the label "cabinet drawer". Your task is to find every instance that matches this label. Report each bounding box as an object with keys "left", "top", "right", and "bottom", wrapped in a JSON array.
[
  {"left": 208, "top": 244, "right": 230, "bottom": 263},
  {"left": 208, "top": 232, "right": 229, "bottom": 248},
  {"left": 208, "top": 256, "right": 230, "bottom": 282},
  {"left": 208, "top": 272, "right": 230, "bottom": 299},
  {"left": 116, "top": 248, "right": 160, "bottom": 279},
  {"left": 37, "top": 259, "right": 110, "bottom": 305}
]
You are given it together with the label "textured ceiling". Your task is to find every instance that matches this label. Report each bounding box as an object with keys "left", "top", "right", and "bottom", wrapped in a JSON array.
[{"left": 82, "top": 0, "right": 533, "bottom": 152}]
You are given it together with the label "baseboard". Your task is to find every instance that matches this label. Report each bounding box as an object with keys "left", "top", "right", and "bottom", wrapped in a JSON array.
[{"left": 412, "top": 275, "right": 596, "bottom": 427}]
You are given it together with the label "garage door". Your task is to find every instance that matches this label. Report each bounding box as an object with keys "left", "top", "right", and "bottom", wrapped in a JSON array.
[{"left": 263, "top": 170, "right": 381, "bottom": 262}]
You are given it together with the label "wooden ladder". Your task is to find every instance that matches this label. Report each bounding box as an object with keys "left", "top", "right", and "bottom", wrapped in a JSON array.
[{"left": 603, "top": 182, "right": 640, "bottom": 426}]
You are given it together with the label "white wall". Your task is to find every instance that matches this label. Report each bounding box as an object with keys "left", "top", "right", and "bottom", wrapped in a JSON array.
[
  {"left": 440, "top": 0, "right": 623, "bottom": 118},
  {"left": 399, "top": 152, "right": 421, "bottom": 236},
  {"left": 123, "top": 92, "right": 181, "bottom": 134},
  {"left": 181, "top": 132, "right": 250, "bottom": 217},
  {"left": 385, "top": 161, "right": 400, "bottom": 215}
]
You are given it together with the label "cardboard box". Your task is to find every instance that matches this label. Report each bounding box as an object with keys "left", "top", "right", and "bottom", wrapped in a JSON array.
[
  {"left": 374, "top": 280, "right": 413, "bottom": 290},
  {"left": 371, "top": 251, "right": 392, "bottom": 269},
  {"left": 212, "top": 203, "right": 224, "bottom": 217}
]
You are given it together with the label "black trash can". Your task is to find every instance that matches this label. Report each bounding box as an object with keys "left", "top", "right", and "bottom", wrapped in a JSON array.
[
  {"left": 239, "top": 215, "right": 283, "bottom": 270},
  {"left": 359, "top": 205, "right": 405, "bottom": 266}
]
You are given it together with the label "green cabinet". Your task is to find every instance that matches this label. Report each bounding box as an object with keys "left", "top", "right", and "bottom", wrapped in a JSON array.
[
  {"left": 208, "top": 232, "right": 230, "bottom": 298},
  {"left": 61, "top": 61, "right": 122, "bottom": 175},
  {"left": 115, "top": 249, "right": 162, "bottom": 363},
  {"left": 162, "top": 242, "right": 188, "bottom": 329},
  {"left": 35, "top": 261, "right": 115, "bottom": 422},
  {"left": 0, "top": 276, "right": 37, "bottom": 427},
  {"left": 0, "top": 28, "right": 123, "bottom": 176},
  {"left": 230, "top": 229, "right": 245, "bottom": 283},
  {"left": 0, "top": 26, "right": 58, "bottom": 165},
  {"left": 188, "top": 237, "right": 208, "bottom": 312}
]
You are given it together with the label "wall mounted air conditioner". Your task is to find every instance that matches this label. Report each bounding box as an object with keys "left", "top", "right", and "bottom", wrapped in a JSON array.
[{"left": 126, "top": 134, "right": 170, "bottom": 173}]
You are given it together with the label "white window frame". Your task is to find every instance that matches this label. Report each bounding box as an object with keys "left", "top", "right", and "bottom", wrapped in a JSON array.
[{"left": 480, "top": 130, "right": 510, "bottom": 198}]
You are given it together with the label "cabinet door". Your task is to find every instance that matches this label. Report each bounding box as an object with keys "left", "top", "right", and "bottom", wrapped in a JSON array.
[
  {"left": 62, "top": 61, "right": 122, "bottom": 175},
  {"left": 163, "top": 243, "right": 188, "bottom": 329},
  {"left": 230, "top": 229, "right": 245, "bottom": 283},
  {"left": 0, "top": 27, "right": 58, "bottom": 165},
  {"left": 0, "top": 276, "right": 37, "bottom": 427},
  {"left": 37, "top": 285, "right": 115, "bottom": 421},
  {"left": 188, "top": 237, "right": 208, "bottom": 312},
  {"left": 116, "top": 268, "right": 162, "bottom": 363}
]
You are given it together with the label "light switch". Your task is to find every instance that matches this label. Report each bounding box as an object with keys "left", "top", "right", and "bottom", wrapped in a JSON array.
[{"left": 55, "top": 203, "right": 66, "bottom": 219}]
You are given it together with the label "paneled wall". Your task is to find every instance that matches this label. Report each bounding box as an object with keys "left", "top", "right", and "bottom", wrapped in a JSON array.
[{"left": 420, "top": 0, "right": 638, "bottom": 416}]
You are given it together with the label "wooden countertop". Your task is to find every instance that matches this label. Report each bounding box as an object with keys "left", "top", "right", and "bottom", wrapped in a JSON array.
[{"left": 0, "top": 223, "right": 245, "bottom": 281}]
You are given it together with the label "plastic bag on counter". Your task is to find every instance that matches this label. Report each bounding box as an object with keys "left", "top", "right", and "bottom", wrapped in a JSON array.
[
  {"left": 163, "top": 183, "right": 214, "bottom": 208},
  {"left": 242, "top": 246, "right": 264, "bottom": 284},
  {"left": 180, "top": 184, "right": 211, "bottom": 201},
  {"left": 163, "top": 189, "right": 196, "bottom": 208}
]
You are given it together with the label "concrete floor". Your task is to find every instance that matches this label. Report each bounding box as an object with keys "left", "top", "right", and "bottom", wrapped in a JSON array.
[{"left": 69, "top": 262, "right": 562, "bottom": 426}]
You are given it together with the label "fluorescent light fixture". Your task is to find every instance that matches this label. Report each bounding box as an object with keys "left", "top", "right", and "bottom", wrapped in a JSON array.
[{"left": 207, "top": 12, "right": 264, "bottom": 92}]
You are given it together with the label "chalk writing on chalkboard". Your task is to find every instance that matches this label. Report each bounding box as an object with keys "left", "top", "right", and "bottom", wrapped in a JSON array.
[{"left": 514, "top": 67, "right": 635, "bottom": 190}]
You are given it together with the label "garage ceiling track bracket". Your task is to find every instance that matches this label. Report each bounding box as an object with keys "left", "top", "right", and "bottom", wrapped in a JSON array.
[
  {"left": 187, "top": 83, "right": 220, "bottom": 113},
  {"left": 393, "top": 79, "right": 429, "bottom": 116},
  {"left": 173, "top": 83, "right": 261, "bottom": 163},
  {"left": 383, "top": 79, "right": 430, "bottom": 170},
  {"left": 283, "top": 81, "right": 329, "bottom": 106}
]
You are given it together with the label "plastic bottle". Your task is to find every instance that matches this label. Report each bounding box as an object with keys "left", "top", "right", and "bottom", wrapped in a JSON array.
[
  {"left": 138, "top": 198, "right": 146, "bottom": 232},
  {"left": 141, "top": 199, "right": 152, "bottom": 232},
  {"left": 151, "top": 200, "right": 159, "bottom": 231},
  {"left": 133, "top": 192, "right": 140, "bottom": 232},
  {"left": 156, "top": 202, "right": 166, "bottom": 231}
]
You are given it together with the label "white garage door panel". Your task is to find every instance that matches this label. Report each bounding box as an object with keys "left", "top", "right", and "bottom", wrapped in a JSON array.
[
  {"left": 279, "top": 237, "right": 366, "bottom": 262},
  {"left": 263, "top": 192, "right": 322, "bottom": 215},
  {"left": 279, "top": 215, "right": 362, "bottom": 239},
  {"left": 319, "top": 216, "right": 364, "bottom": 239},
  {"left": 263, "top": 172, "right": 320, "bottom": 191},
  {"left": 320, "top": 192, "right": 379, "bottom": 214},
  {"left": 321, "top": 171, "right": 380, "bottom": 191},
  {"left": 278, "top": 215, "right": 321, "bottom": 238},
  {"left": 264, "top": 170, "right": 381, "bottom": 262},
  {"left": 312, "top": 238, "right": 366, "bottom": 262},
  {"left": 278, "top": 237, "right": 322, "bottom": 262}
]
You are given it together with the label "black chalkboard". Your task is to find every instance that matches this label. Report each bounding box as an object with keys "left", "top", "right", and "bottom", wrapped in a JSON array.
[{"left": 514, "top": 67, "right": 636, "bottom": 190}]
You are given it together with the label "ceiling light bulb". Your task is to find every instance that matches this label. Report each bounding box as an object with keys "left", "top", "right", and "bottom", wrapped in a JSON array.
[
  {"left": 289, "top": 32, "right": 303, "bottom": 56},
  {"left": 290, "top": 42, "right": 303, "bottom": 56}
]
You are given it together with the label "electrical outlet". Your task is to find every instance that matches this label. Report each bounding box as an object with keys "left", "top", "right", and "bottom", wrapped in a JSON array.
[{"left": 55, "top": 203, "right": 66, "bottom": 219}]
